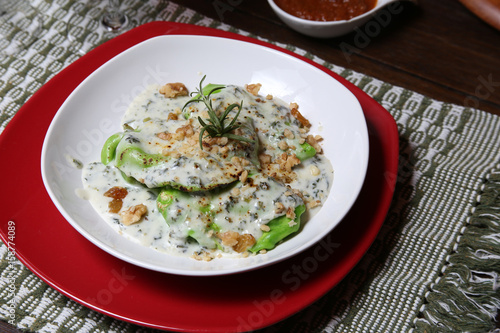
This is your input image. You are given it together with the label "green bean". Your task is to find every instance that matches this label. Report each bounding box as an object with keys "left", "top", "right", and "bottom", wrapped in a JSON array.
[
  {"left": 295, "top": 142, "right": 316, "bottom": 161},
  {"left": 101, "top": 133, "right": 124, "bottom": 165},
  {"left": 250, "top": 204, "right": 306, "bottom": 253},
  {"left": 115, "top": 145, "right": 169, "bottom": 169},
  {"left": 157, "top": 187, "right": 219, "bottom": 249}
]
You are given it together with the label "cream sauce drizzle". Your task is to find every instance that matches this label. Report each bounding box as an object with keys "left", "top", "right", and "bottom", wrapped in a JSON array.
[{"left": 81, "top": 83, "right": 333, "bottom": 258}]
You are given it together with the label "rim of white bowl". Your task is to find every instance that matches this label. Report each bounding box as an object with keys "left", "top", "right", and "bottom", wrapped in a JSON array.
[{"left": 267, "top": 0, "right": 397, "bottom": 26}]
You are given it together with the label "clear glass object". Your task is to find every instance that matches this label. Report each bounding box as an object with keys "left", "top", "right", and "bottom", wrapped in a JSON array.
[
  {"left": 0, "top": 0, "right": 43, "bottom": 57},
  {"left": 102, "top": 0, "right": 128, "bottom": 31},
  {"left": 66, "top": 0, "right": 130, "bottom": 55}
]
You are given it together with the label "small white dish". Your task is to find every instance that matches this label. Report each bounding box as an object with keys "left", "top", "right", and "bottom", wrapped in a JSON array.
[
  {"left": 268, "top": 0, "right": 417, "bottom": 38},
  {"left": 41, "top": 35, "right": 369, "bottom": 276}
]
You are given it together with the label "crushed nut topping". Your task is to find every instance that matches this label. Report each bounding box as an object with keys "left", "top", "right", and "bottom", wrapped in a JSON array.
[
  {"left": 283, "top": 128, "right": 295, "bottom": 140},
  {"left": 306, "top": 134, "right": 322, "bottom": 153},
  {"left": 275, "top": 202, "right": 286, "bottom": 214},
  {"left": 218, "top": 231, "right": 256, "bottom": 253},
  {"left": 245, "top": 83, "right": 262, "bottom": 96},
  {"left": 286, "top": 206, "right": 296, "bottom": 220},
  {"left": 119, "top": 204, "right": 147, "bottom": 226},
  {"left": 159, "top": 83, "right": 188, "bottom": 98},
  {"left": 233, "top": 234, "right": 256, "bottom": 253}
]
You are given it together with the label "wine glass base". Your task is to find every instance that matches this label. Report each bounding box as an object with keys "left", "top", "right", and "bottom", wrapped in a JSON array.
[
  {"left": 66, "top": 2, "right": 131, "bottom": 56},
  {"left": 102, "top": 12, "right": 128, "bottom": 31}
]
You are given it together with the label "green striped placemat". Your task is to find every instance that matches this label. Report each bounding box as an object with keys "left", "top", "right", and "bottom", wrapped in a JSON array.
[{"left": 1, "top": 1, "right": 499, "bottom": 332}]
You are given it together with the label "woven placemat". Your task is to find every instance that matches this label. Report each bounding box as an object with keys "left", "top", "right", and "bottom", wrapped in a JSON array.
[{"left": 0, "top": 1, "right": 499, "bottom": 332}]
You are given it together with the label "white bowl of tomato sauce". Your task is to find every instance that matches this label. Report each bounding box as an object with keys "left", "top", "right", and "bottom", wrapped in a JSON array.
[{"left": 268, "top": 0, "right": 417, "bottom": 38}]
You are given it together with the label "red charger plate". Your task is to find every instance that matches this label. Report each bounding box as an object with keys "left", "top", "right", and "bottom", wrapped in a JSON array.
[{"left": 0, "top": 22, "right": 399, "bottom": 332}]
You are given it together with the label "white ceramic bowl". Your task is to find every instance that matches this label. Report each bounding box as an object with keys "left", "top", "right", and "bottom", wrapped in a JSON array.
[
  {"left": 268, "top": 0, "right": 417, "bottom": 38},
  {"left": 41, "top": 35, "right": 369, "bottom": 276}
]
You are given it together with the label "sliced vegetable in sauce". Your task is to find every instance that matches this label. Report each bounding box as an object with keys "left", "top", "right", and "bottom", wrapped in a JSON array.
[
  {"left": 156, "top": 173, "right": 305, "bottom": 253},
  {"left": 296, "top": 142, "right": 317, "bottom": 161},
  {"left": 250, "top": 204, "right": 306, "bottom": 253},
  {"left": 101, "top": 132, "right": 124, "bottom": 165}
]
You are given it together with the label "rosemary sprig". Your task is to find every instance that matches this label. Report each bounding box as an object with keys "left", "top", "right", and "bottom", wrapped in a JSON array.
[{"left": 182, "top": 76, "right": 255, "bottom": 150}]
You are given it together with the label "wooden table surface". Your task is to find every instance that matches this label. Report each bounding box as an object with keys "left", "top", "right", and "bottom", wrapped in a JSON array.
[
  {"left": 177, "top": 0, "right": 500, "bottom": 116},
  {"left": 1, "top": 0, "right": 498, "bottom": 332}
]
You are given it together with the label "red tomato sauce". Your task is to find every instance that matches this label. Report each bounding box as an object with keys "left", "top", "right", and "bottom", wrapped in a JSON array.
[{"left": 274, "top": 0, "right": 378, "bottom": 22}]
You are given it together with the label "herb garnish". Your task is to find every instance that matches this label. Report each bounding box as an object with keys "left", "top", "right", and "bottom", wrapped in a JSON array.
[{"left": 183, "top": 75, "right": 254, "bottom": 150}]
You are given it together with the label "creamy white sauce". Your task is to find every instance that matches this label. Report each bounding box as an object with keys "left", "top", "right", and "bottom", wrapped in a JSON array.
[{"left": 81, "top": 83, "right": 333, "bottom": 259}]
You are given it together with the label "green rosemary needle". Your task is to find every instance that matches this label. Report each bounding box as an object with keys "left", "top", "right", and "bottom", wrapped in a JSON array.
[{"left": 182, "top": 76, "right": 255, "bottom": 150}]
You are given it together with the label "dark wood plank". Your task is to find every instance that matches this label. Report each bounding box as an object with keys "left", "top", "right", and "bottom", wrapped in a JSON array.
[{"left": 0, "top": 321, "right": 22, "bottom": 333}]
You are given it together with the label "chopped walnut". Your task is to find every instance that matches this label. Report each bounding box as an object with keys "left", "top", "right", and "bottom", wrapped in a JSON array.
[
  {"left": 192, "top": 250, "right": 215, "bottom": 261},
  {"left": 218, "top": 231, "right": 239, "bottom": 247},
  {"left": 266, "top": 167, "right": 298, "bottom": 184},
  {"left": 119, "top": 204, "right": 147, "bottom": 226},
  {"left": 259, "top": 153, "right": 272, "bottom": 166},
  {"left": 176, "top": 124, "right": 195, "bottom": 138},
  {"left": 306, "top": 135, "right": 323, "bottom": 153},
  {"left": 277, "top": 153, "right": 301, "bottom": 173},
  {"left": 239, "top": 170, "right": 249, "bottom": 183},
  {"left": 210, "top": 146, "right": 220, "bottom": 154},
  {"left": 275, "top": 202, "right": 286, "bottom": 214},
  {"left": 278, "top": 140, "right": 289, "bottom": 150},
  {"left": 286, "top": 207, "right": 296, "bottom": 219},
  {"left": 278, "top": 153, "right": 287, "bottom": 171},
  {"left": 159, "top": 83, "right": 188, "bottom": 98},
  {"left": 197, "top": 150, "right": 208, "bottom": 158},
  {"left": 167, "top": 113, "right": 178, "bottom": 121},
  {"left": 231, "top": 156, "right": 242, "bottom": 168},
  {"left": 307, "top": 200, "right": 321, "bottom": 209},
  {"left": 233, "top": 234, "right": 256, "bottom": 253},
  {"left": 187, "top": 135, "right": 198, "bottom": 147},
  {"left": 219, "top": 136, "right": 229, "bottom": 146},
  {"left": 283, "top": 128, "right": 295, "bottom": 140},
  {"left": 218, "top": 231, "right": 256, "bottom": 253},
  {"left": 157, "top": 132, "right": 172, "bottom": 140},
  {"left": 162, "top": 149, "right": 181, "bottom": 159},
  {"left": 286, "top": 154, "right": 301, "bottom": 171},
  {"left": 290, "top": 104, "right": 311, "bottom": 128},
  {"left": 246, "top": 83, "right": 262, "bottom": 96},
  {"left": 292, "top": 189, "right": 305, "bottom": 200}
]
